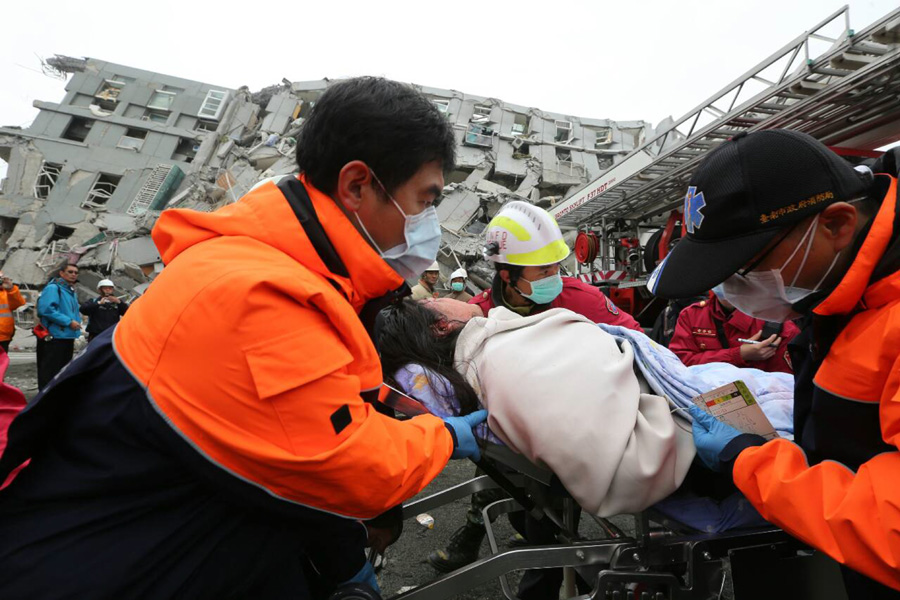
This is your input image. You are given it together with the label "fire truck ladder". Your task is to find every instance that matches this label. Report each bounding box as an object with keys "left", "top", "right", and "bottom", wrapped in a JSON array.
[{"left": 553, "top": 5, "right": 900, "bottom": 228}]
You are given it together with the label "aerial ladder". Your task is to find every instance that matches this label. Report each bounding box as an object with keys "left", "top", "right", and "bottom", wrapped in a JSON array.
[{"left": 549, "top": 5, "right": 900, "bottom": 321}]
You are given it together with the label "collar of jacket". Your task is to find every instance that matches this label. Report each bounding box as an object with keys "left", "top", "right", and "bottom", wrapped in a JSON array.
[
  {"left": 51, "top": 277, "right": 74, "bottom": 292},
  {"left": 815, "top": 175, "right": 898, "bottom": 316},
  {"left": 152, "top": 174, "right": 404, "bottom": 314},
  {"left": 709, "top": 294, "right": 755, "bottom": 332}
]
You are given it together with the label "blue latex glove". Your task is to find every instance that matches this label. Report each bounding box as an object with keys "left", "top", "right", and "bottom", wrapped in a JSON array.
[
  {"left": 444, "top": 410, "right": 489, "bottom": 461},
  {"left": 687, "top": 405, "right": 743, "bottom": 472},
  {"left": 346, "top": 560, "right": 380, "bottom": 594}
]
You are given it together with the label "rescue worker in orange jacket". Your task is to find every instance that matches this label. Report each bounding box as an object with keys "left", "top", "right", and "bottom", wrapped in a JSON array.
[
  {"left": 650, "top": 129, "right": 900, "bottom": 598},
  {"left": 668, "top": 288, "right": 799, "bottom": 373},
  {"left": 0, "top": 273, "right": 25, "bottom": 353},
  {"left": 0, "top": 77, "right": 487, "bottom": 600}
]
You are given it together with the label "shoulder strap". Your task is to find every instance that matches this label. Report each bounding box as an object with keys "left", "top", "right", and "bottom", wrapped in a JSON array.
[
  {"left": 276, "top": 176, "right": 349, "bottom": 279},
  {"left": 713, "top": 318, "right": 730, "bottom": 349}
]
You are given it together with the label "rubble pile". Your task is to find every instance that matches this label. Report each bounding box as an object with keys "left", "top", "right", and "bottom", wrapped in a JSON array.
[{"left": 0, "top": 56, "right": 657, "bottom": 301}]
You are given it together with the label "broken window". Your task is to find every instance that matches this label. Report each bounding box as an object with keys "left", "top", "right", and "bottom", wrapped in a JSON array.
[
  {"left": 83, "top": 173, "right": 121, "bottom": 208},
  {"left": 143, "top": 109, "right": 170, "bottom": 124},
  {"left": 172, "top": 138, "right": 198, "bottom": 163},
  {"left": 62, "top": 117, "right": 93, "bottom": 143},
  {"left": 147, "top": 90, "right": 177, "bottom": 112},
  {"left": 621, "top": 127, "right": 645, "bottom": 148},
  {"left": 471, "top": 104, "right": 492, "bottom": 123},
  {"left": 94, "top": 79, "right": 127, "bottom": 111},
  {"left": 511, "top": 113, "right": 529, "bottom": 137},
  {"left": 117, "top": 128, "right": 147, "bottom": 151},
  {"left": 512, "top": 138, "right": 531, "bottom": 159},
  {"left": 554, "top": 120, "right": 573, "bottom": 143},
  {"left": 432, "top": 99, "right": 450, "bottom": 115},
  {"left": 198, "top": 89, "right": 229, "bottom": 120},
  {"left": 128, "top": 164, "right": 185, "bottom": 216},
  {"left": 49, "top": 225, "right": 75, "bottom": 242},
  {"left": 194, "top": 119, "right": 218, "bottom": 133},
  {"left": 592, "top": 127, "right": 613, "bottom": 148},
  {"left": 555, "top": 148, "right": 584, "bottom": 177},
  {"left": 464, "top": 123, "right": 493, "bottom": 148},
  {"left": 34, "top": 162, "right": 63, "bottom": 199}
]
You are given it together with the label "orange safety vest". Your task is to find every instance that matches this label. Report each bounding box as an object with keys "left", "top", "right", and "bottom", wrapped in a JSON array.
[
  {"left": 114, "top": 175, "right": 453, "bottom": 519},
  {"left": 734, "top": 175, "right": 900, "bottom": 590},
  {"left": 0, "top": 286, "right": 25, "bottom": 342}
]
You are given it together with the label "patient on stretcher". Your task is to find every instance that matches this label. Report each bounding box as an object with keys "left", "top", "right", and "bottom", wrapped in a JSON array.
[{"left": 379, "top": 298, "right": 792, "bottom": 531}]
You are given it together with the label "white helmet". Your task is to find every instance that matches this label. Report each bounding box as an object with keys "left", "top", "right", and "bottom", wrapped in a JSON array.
[
  {"left": 97, "top": 279, "right": 115, "bottom": 289},
  {"left": 424, "top": 261, "right": 440, "bottom": 272},
  {"left": 450, "top": 268, "right": 467, "bottom": 280},
  {"left": 483, "top": 201, "right": 570, "bottom": 266}
]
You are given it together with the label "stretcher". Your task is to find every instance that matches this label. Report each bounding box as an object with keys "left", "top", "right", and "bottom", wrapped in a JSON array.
[{"left": 380, "top": 442, "right": 850, "bottom": 600}]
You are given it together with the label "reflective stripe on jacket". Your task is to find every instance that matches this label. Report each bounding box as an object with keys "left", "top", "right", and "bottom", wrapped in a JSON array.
[{"left": 733, "top": 175, "right": 900, "bottom": 591}]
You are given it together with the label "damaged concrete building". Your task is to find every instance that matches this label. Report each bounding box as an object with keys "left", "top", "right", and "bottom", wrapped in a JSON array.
[{"left": 0, "top": 55, "right": 655, "bottom": 299}]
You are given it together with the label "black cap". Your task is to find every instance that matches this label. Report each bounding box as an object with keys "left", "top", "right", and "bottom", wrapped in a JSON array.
[{"left": 648, "top": 129, "right": 869, "bottom": 299}]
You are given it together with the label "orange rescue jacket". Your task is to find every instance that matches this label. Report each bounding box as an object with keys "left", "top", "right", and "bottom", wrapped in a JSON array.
[
  {"left": 0, "top": 286, "right": 25, "bottom": 342},
  {"left": 114, "top": 175, "right": 453, "bottom": 519},
  {"left": 733, "top": 175, "right": 900, "bottom": 590}
]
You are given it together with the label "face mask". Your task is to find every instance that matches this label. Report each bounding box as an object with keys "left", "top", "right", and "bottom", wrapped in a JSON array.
[
  {"left": 517, "top": 272, "right": 563, "bottom": 305},
  {"left": 451, "top": 282, "right": 465, "bottom": 292},
  {"left": 721, "top": 216, "right": 841, "bottom": 322},
  {"left": 355, "top": 172, "right": 442, "bottom": 285},
  {"left": 711, "top": 284, "right": 726, "bottom": 299}
]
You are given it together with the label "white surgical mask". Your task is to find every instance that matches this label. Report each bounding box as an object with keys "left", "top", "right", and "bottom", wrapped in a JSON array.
[
  {"left": 355, "top": 172, "right": 442, "bottom": 285},
  {"left": 721, "top": 215, "right": 841, "bottom": 322}
]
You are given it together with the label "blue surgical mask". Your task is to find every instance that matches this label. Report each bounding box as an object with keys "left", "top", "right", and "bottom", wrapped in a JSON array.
[
  {"left": 355, "top": 172, "right": 442, "bottom": 285},
  {"left": 451, "top": 281, "right": 465, "bottom": 292},
  {"left": 518, "top": 272, "right": 563, "bottom": 305}
]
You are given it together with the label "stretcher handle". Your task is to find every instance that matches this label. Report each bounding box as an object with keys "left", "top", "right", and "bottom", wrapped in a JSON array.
[{"left": 473, "top": 457, "right": 575, "bottom": 541}]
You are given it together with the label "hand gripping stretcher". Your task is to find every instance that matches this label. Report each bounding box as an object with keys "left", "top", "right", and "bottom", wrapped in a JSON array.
[{"left": 375, "top": 389, "right": 851, "bottom": 600}]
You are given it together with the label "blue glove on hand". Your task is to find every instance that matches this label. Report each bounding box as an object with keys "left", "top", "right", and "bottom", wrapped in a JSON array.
[
  {"left": 444, "top": 410, "right": 489, "bottom": 461},
  {"left": 687, "top": 405, "right": 743, "bottom": 472},
  {"left": 345, "top": 560, "right": 380, "bottom": 594}
]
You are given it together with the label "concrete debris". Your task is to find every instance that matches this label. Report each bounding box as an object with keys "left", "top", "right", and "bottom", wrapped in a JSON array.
[{"left": 1, "top": 55, "right": 659, "bottom": 299}]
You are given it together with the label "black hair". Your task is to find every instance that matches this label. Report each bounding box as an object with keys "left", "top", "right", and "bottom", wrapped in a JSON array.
[
  {"left": 379, "top": 299, "right": 480, "bottom": 416},
  {"left": 295, "top": 77, "right": 457, "bottom": 194},
  {"left": 494, "top": 262, "right": 525, "bottom": 287}
]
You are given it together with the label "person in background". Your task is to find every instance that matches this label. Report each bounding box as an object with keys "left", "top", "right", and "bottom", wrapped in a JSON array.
[
  {"left": 443, "top": 268, "right": 473, "bottom": 302},
  {"left": 470, "top": 201, "right": 642, "bottom": 330},
  {"left": 0, "top": 273, "right": 25, "bottom": 354},
  {"left": 80, "top": 279, "right": 129, "bottom": 342},
  {"left": 35, "top": 263, "right": 81, "bottom": 390},
  {"left": 668, "top": 285, "right": 798, "bottom": 373},
  {"left": 410, "top": 261, "right": 440, "bottom": 300}
]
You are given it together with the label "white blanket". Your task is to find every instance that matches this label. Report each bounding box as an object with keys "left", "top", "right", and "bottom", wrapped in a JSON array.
[{"left": 454, "top": 307, "right": 695, "bottom": 517}]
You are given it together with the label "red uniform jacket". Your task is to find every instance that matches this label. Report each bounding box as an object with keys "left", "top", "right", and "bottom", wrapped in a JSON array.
[
  {"left": 469, "top": 276, "right": 642, "bottom": 330},
  {"left": 669, "top": 295, "right": 798, "bottom": 373}
]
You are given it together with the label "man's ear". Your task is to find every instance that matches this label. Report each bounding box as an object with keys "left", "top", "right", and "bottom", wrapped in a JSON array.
[
  {"left": 334, "top": 161, "right": 373, "bottom": 213},
  {"left": 821, "top": 202, "right": 860, "bottom": 252},
  {"left": 498, "top": 269, "right": 510, "bottom": 285}
]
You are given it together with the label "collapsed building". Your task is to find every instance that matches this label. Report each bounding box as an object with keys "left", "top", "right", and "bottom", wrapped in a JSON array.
[{"left": 0, "top": 55, "right": 657, "bottom": 302}]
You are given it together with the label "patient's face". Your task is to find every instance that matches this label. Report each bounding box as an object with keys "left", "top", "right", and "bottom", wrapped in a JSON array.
[{"left": 421, "top": 297, "right": 481, "bottom": 333}]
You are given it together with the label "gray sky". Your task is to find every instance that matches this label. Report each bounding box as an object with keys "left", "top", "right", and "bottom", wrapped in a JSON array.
[{"left": 1, "top": 0, "right": 898, "bottom": 180}]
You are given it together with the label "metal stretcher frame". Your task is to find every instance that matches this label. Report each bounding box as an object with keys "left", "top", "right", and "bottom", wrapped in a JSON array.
[{"left": 384, "top": 444, "right": 847, "bottom": 600}]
